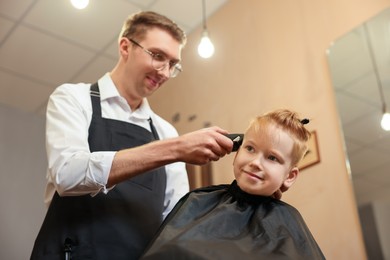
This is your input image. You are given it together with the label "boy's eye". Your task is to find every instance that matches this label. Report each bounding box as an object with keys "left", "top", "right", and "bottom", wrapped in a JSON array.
[
  {"left": 245, "top": 145, "right": 254, "bottom": 152},
  {"left": 268, "top": 155, "right": 279, "bottom": 162}
]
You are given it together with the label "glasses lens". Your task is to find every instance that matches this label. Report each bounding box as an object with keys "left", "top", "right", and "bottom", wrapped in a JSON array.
[
  {"left": 170, "top": 64, "right": 182, "bottom": 78},
  {"left": 151, "top": 57, "right": 182, "bottom": 78},
  {"left": 151, "top": 53, "right": 166, "bottom": 69}
]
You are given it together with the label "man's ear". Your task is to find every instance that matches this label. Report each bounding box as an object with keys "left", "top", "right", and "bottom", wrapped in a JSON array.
[
  {"left": 283, "top": 167, "right": 299, "bottom": 189},
  {"left": 119, "top": 37, "right": 130, "bottom": 58}
]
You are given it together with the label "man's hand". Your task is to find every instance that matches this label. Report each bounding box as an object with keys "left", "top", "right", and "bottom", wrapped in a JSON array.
[{"left": 175, "top": 126, "right": 234, "bottom": 165}]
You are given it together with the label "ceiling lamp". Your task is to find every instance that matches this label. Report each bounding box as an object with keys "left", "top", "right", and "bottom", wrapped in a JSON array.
[
  {"left": 381, "top": 112, "right": 390, "bottom": 131},
  {"left": 70, "top": 0, "right": 89, "bottom": 10},
  {"left": 364, "top": 23, "right": 390, "bottom": 131},
  {"left": 198, "top": 0, "right": 215, "bottom": 58}
]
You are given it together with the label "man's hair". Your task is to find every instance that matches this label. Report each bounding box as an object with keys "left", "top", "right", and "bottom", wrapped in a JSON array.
[
  {"left": 119, "top": 11, "right": 187, "bottom": 45},
  {"left": 247, "top": 109, "right": 312, "bottom": 166}
]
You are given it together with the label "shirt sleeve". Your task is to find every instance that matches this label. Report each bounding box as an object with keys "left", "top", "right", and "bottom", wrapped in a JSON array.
[{"left": 45, "top": 84, "right": 115, "bottom": 197}]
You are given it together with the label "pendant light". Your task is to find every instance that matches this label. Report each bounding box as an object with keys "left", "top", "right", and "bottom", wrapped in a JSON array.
[
  {"left": 198, "top": 0, "right": 215, "bottom": 58},
  {"left": 70, "top": 0, "right": 89, "bottom": 10}
]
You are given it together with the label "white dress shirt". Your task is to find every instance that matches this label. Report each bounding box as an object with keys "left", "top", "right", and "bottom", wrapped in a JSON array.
[{"left": 44, "top": 73, "right": 189, "bottom": 219}]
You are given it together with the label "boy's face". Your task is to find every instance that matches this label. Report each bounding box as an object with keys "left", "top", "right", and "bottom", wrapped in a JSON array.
[{"left": 233, "top": 124, "right": 299, "bottom": 196}]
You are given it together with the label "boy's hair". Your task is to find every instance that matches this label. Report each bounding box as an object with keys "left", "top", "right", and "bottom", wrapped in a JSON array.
[
  {"left": 119, "top": 11, "right": 187, "bottom": 46},
  {"left": 247, "top": 109, "right": 311, "bottom": 166}
]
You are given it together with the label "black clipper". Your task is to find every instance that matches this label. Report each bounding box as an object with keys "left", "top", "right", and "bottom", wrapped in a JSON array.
[{"left": 225, "top": 134, "right": 244, "bottom": 152}]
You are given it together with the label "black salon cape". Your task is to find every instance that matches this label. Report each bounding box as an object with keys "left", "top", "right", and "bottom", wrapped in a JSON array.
[{"left": 141, "top": 181, "right": 325, "bottom": 260}]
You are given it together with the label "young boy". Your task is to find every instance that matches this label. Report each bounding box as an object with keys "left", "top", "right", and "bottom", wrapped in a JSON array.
[{"left": 141, "top": 109, "right": 325, "bottom": 259}]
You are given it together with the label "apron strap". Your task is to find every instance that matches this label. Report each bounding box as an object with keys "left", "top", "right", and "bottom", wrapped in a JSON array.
[
  {"left": 148, "top": 117, "right": 160, "bottom": 140},
  {"left": 90, "top": 82, "right": 101, "bottom": 117}
]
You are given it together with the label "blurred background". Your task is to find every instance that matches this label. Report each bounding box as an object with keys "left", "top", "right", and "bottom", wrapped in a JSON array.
[{"left": 1, "top": 0, "right": 390, "bottom": 259}]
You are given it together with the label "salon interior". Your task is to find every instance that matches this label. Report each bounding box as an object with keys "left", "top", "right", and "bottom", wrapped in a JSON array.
[{"left": 1, "top": 0, "right": 390, "bottom": 259}]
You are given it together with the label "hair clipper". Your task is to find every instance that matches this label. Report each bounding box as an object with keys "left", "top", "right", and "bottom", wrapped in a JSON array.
[{"left": 225, "top": 134, "right": 244, "bottom": 152}]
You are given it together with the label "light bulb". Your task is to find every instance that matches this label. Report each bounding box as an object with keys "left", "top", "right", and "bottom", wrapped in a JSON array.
[
  {"left": 70, "top": 0, "right": 89, "bottom": 9},
  {"left": 198, "top": 31, "right": 214, "bottom": 59},
  {"left": 380, "top": 112, "right": 390, "bottom": 131}
]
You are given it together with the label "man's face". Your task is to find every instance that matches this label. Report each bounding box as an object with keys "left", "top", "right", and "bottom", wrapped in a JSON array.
[
  {"left": 124, "top": 27, "right": 182, "bottom": 98},
  {"left": 233, "top": 124, "right": 298, "bottom": 196}
]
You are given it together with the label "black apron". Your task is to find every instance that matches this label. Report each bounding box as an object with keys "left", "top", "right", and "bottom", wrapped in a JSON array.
[{"left": 31, "top": 83, "right": 167, "bottom": 260}]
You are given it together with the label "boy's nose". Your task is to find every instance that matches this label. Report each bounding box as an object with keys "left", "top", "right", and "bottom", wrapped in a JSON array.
[{"left": 249, "top": 157, "right": 262, "bottom": 170}]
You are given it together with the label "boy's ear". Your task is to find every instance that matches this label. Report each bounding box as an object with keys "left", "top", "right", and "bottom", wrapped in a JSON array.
[{"left": 283, "top": 167, "right": 299, "bottom": 189}]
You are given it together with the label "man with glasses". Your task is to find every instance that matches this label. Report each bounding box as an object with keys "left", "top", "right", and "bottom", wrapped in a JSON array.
[{"left": 31, "top": 11, "right": 233, "bottom": 259}]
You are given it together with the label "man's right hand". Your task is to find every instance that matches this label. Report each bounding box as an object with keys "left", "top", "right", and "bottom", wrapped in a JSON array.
[{"left": 173, "top": 126, "right": 234, "bottom": 164}]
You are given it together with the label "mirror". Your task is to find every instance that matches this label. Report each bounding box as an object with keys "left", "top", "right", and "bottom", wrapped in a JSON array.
[{"left": 327, "top": 8, "right": 390, "bottom": 260}]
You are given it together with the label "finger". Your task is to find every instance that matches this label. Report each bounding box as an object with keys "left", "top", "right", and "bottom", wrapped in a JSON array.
[
  {"left": 214, "top": 134, "right": 234, "bottom": 154},
  {"left": 208, "top": 126, "right": 229, "bottom": 135},
  {"left": 199, "top": 131, "right": 232, "bottom": 157}
]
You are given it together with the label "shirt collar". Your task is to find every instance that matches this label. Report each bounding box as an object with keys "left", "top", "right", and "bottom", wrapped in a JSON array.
[
  {"left": 133, "top": 98, "right": 153, "bottom": 120},
  {"left": 97, "top": 73, "right": 153, "bottom": 119},
  {"left": 98, "top": 73, "right": 121, "bottom": 101}
]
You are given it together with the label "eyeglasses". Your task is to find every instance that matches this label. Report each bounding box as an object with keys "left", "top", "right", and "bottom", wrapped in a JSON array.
[{"left": 129, "top": 38, "right": 182, "bottom": 78}]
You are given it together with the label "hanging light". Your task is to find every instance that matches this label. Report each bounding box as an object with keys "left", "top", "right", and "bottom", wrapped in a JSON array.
[
  {"left": 70, "top": 0, "right": 89, "bottom": 10},
  {"left": 198, "top": 0, "right": 214, "bottom": 58},
  {"left": 364, "top": 23, "right": 390, "bottom": 131},
  {"left": 381, "top": 111, "right": 390, "bottom": 131}
]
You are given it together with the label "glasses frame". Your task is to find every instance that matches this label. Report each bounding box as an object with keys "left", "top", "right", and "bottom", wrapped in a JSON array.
[{"left": 129, "top": 38, "right": 182, "bottom": 78}]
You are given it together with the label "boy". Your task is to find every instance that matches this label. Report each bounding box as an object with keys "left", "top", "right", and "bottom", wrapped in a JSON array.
[{"left": 141, "top": 109, "right": 325, "bottom": 259}]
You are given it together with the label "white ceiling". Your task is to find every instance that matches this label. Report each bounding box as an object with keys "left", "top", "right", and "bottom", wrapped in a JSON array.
[
  {"left": 327, "top": 7, "right": 390, "bottom": 206},
  {"left": 0, "top": 0, "right": 228, "bottom": 115}
]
